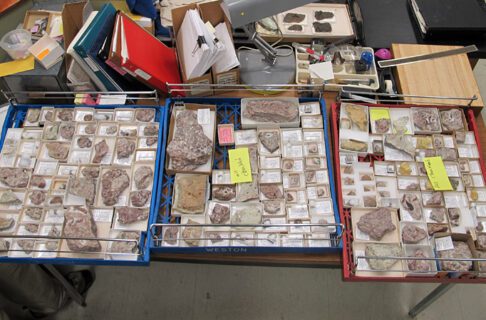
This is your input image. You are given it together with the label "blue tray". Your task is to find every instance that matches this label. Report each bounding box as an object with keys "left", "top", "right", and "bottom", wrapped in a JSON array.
[
  {"left": 150, "top": 97, "right": 342, "bottom": 254},
  {"left": 0, "top": 103, "right": 167, "bottom": 266}
]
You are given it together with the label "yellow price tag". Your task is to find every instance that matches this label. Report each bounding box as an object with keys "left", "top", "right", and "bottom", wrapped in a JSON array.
[
  {"left": 229, "top": 147, "right": 253, "bottom": 184},
  {"left": 423, "top": 157, "right": 453, "bottom": 191},
  {"left": 369, "top": 108, "right": 390, "bottom": 122}
]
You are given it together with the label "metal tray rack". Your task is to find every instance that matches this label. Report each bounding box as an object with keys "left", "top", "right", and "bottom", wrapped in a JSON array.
[
  {"left": 150, "top": 96, "right": 343, "bottom": 253},
  {"left": 0, "top": 91, "right": 166, "bottom": 265},
  {"left": 331, "top": 101, "right": 486, "bottom": 282}
]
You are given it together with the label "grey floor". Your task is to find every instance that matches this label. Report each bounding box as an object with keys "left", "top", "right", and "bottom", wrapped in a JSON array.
[{"left": 49, "top": 61, "right": 486, "bottom": 320}]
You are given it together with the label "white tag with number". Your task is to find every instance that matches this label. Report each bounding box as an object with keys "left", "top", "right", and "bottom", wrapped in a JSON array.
[{"left": 435, "top": 236, "right": 454, "bottom": 251}]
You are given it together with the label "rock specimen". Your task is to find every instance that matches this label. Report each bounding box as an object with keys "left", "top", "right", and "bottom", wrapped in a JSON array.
[
  {"left": 375, "top": 118, "right": 390, "bottom": 133},
  {"left": 29, "top": 191, "right": 45, "bottom": 205},
  {"left": 60, "top": 123, "right": 75, "bottom": 139},
  {"left": 398, "top": 162, "right": 412, "bottom": 175},
  {"left": 426, "top": 192, "right": 442, "bottom": 206},
  {"left": 345, "top": 104, "right": 367, "bottom": 131},
  {"left": 259, "top": 131, "right": 279, "bottom": 153},
  {"left": 237, "top": 179, "right": 259, "bottom": 202},
  {"left": 116, "top": 138, "right": 135, "bottom": 159},
  {"left": 144, "top": 125, "right": 158, "bottom": 136},
  {"left": 393, "top": 116, "right": 410, "bottom": 134},
  {"left": 57, "top": 109, "right": 73, "bottom": 121},
  {"left": 164, "top": 226, "right": 178, "bottom": 245},
  {"left": 182, "top": 219, "right": 202, "bottom": 246},
  {"left": 106, "top": 126, "right": 117, "bottom": 135},
  {"left": 63, "top": 207, "right": 101, "bottom": 252},
  {"left": 436, "top": 148, "right": 457, "bottom": 161},
  {"left": 30, "top": 175, "right": 46, "bottom": 189},
  {"left": 117, "top": 207, "right": 148, "bottom": 224},
  {"left": 283, "top": 12, "right": 305, "bottom": 23},
  {"left": 430, "top": 208, "right": 446, "bottom": 223},
  {"left": 110, "top": 231, "right": 139, "bottom": 253},
  {"left": 44, "top": 123, "right": 59, "bottom": 140},
  {"left": 0, "top": 217, "right": 14, "bottom": 231},
  {"left": 428, "top": 223, "right": 448, "bottom": 236},
  {"left": 448, "top": 208, "right": 461, "bottom": 226},
  {"left": 477, "top": 234, "right": 486, "bottom": 250},
  {"left": 49, "top": 196, "right": 63, "bottom": 206},
  {"left": 213, "top": 185, "right": 236, "bottom": 201},
  {"left": 93, "top": 140, "right": 109, "bottom": 163},
  {"left": 263, "top": 201, "right": 281, "bottom": 214},
  {"left": 401, "top": 224, "right": 427, "bottom": 243},
  {"left": 82, "top": 167, "right": 99, "bottom": 178},
  {"left": 305, "top": 171, "right": 316, "bottom": 184},
  {"left": 260, "top": 184, "right": 283, "bottom": 199},
  {"left": 77, "top": 136, "right": 92, "bottom": 148},
  {"left": 27, "top": 109, "right": 40, "bottom": 123},
  {"left": 84, "top": 114, "right": 93, "bottom": 121},
  {"left": 477, "top": 251, "right": 486, "bottom": 273},
  {"left": 385, "top": 134, "right": 415, "bottom": 157},
  {"left": 357, "top": 208, "right": 396, "bottom": 240},
  {"left": 130, "top": 190, "right": 151, "bottom": 207},
  {"left": 248, "top": 145, "right": 258, "bottom": 171},
  {"left": 46, "top": 142, "right": 69, "bottom": 160},
  {"left": 18, "top": 240, "right": 34, "bottom": 253},
  {"left": 0, "top": 190, "right": 21, "bottom": 205},
  {"left": 315, "top": 10, "right": 334, "bottom": 20},
  {"left": 407, "top": 249, "right": 431, "bottom": 272},
  {"left": 231, "top": 206, "right": 262, "bottom": 225},
  {"left": 283, "top": 159, "right": 294, "bottom": 170},
  {"left": 134, "top": 166, "right": 153, "bottom": 189},
  {"left": 363, "top": 196, "right": 377, "bottom": 207},
  {"left": 438, "top": 241, "right": 473, "bottom": 271},
  {"left": 44, "top": 110, "right": 54, "bottom": 122},
  {"left": 413, "top": 108, "right": 440, "bottom": 131},
  {"left": 25, "top": 207, "right": 42, "bottom": 220},
  {"left": 101, "top": 169, "right": 130, "bottom": 206},
  {"left": 341, "top": 139, "right": 368, "bottom": 152},
  {"left": 209, "top": 204, "right": 230, "bottom": 224},
  {"left": 288, "top": 24, "right": 303, "bottom": 31},
  {"left": 167, "top": 111, "right": 212, "bottom": 170},
  {"left": 135, "top": 109, "right": 155, "bottom": 122},
  {"left": 401, "top": 193, "right": 422, "bottom": 220},
  {"left": 173, "top": 174, "right": 207, "bottom": 214},
  {"left": 0, "top": 239, "right": 9, "bottom": 253},
  {"left": 85, "top": 124, "right": 96, "bottom": 135},
  {"left": 365, "top": 244, "right": 401, "bottom": 270},
  {"left": 120, "top": 129, "right": 137, "bottom": 137},
  {"left": 25, "top": 224, "right": 39, "bottom": 233},
  {"left": 440, "top": 109, "right": 465, "bottom": 131},
  {"left": 69, "top": 177, "right": 96, "bottom": 204},
  {"left": 244, "top": 100, "right": 299, "bottom": 123},
  {"left": 146, "top": 137, "right": 158, "bottom": 146},
  {"left": 313, "top": 22, "right": 332, "bottom": 32}
]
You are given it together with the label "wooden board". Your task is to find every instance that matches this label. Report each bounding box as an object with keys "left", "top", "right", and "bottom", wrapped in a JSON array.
[{"left": 391, "top": 44, "right": 484, "bottom": 109}]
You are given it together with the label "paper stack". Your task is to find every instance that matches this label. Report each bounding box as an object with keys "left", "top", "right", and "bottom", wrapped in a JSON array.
[{"left": 178, "top": 9, "right": 239, "bottom": 80}]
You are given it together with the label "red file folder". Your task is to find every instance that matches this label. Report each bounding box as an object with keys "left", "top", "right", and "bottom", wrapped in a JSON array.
[{"left": 108, "top": 12, "right": 183, "bottom": 95}]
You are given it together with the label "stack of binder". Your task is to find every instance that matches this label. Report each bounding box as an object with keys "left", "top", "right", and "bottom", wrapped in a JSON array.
[{"left": 67, "top": 3, "right": 182, "bottom": 94}]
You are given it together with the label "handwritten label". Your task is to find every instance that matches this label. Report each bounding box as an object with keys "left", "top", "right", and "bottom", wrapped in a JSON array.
[
  {"left": 218, "top": 125, "right": 234, "bottom": 145},
  {"left": 423, "top": 157, "right": 453, "bottom": 191},
  {"left": 229, "top": 148, "right": 252, "bottom": 184},
  {"left": 197, "top": 109, "right": 210, "bottom": 125},
  {"left": 435, "top": 236, "right": 454, "bottom": 251}
]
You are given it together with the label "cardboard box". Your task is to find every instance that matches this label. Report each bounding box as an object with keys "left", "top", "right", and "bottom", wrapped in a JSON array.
[
  {"left": 62, "top": 1, "right": 93, "bottom": 70},
  {"left": 165, "top": 104, "right": 217, "bottom": 175},
  {"left": 171, "top": 4, "right": 214, "bottom": 96},
  {"left": 434, "top": 233, "right": 478, "bottom": 278},
  {"left": 198, "top": 0, "right": 240, "bottom": 87}
]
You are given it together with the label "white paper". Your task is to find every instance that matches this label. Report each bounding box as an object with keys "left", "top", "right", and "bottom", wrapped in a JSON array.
[
  {"left": 213, "top": 23, "right": 240, "bottom": 73},
  {"left": 435, "top": 236, "right": 454, "bottom": 252},
  {"left": 309, "top": 61, "right": 334, "bottom": 81}
]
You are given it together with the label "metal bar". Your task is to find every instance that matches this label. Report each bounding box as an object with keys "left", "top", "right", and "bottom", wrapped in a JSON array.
[
  {"left": 43, "top": 264, "right": 87, "bottom": 307},
  {"left": 0, "top": 234, "right": 140, "bottom": 246},
  {"left": 408, "top": 283, "right": 455, "bottom": 318},
  {"left": 378, "top": 45, "right": 478, "bottom": 68},
  {"left": 340, "top": 89, "right": 478, "bottom": 102},
  {"left": 354, "top": 255, "right": 486, "bottom": 262}
]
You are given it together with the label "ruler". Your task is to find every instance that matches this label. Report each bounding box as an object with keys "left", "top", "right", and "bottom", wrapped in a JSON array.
[{"left": 378, "top": 45, "right": 478, "bottom": 68}]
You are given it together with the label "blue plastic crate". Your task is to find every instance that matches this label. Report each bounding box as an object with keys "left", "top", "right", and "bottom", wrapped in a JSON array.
[
  {"left": 0, "top": 103, "right": 167, "bottom": 266},
  {"left": 150, "top": 97, "right": 342, "bottom": 254}
]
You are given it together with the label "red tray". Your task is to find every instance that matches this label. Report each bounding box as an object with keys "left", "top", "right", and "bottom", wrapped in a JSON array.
[{"left": 331, "top": 102, "right": 486, "bottom": 283}]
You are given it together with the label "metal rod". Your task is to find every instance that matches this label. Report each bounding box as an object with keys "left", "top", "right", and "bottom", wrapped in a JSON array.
[
  {"left": 355, "top": 255, "right": 486, "bottom": 262},
  {"left": 408, "top": 284, "right": 455, "bottom": 318},
  {"left": 378, "top": 45, "right": 477, "bottom": 68},
  {"left": 0, "top": 235, "right": 140, "bottom": 246},
  {"left": 340, "top": 89, "right": 478, "bottom": 102},
  {"left": 43, "top": 264, "right": 87, "bottom": 307}
]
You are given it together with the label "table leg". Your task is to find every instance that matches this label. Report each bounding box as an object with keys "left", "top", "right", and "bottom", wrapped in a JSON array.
[
  {"left": 43, "top": 265, "right": 87, "bottom": 307},
  {"left": 408, "top": 283, "right": 455, "bottom": 318}
]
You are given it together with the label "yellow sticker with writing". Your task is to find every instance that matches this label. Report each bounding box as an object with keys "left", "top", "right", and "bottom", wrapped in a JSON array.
[
  {"left": 423, "top": 157, "right": 453, "bottom": 191},
  {"left": 369, "top": 107, "right": 390, "bottom": 122},
  {"left": 229, "top": 147, "right": 253, "bottom": 184}
]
